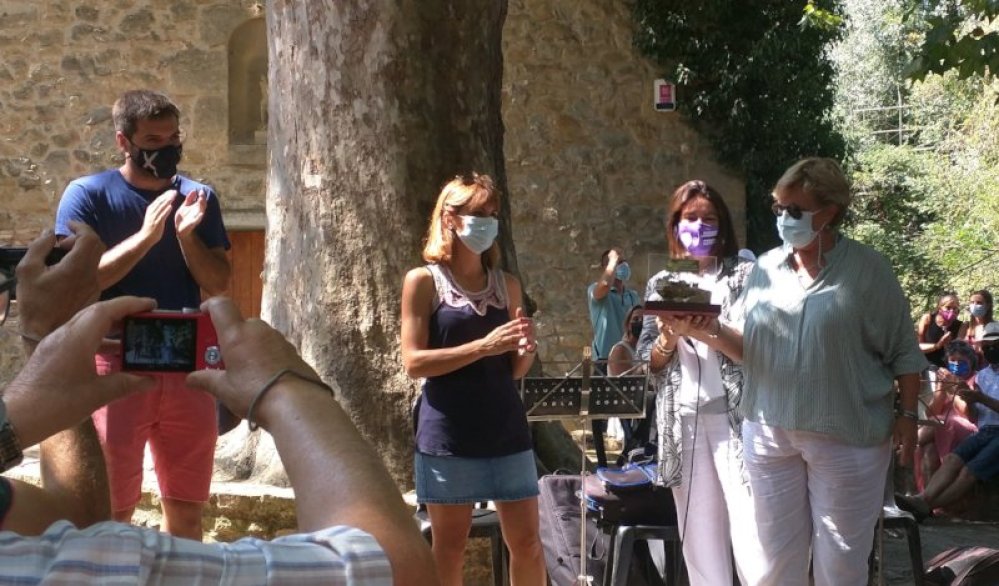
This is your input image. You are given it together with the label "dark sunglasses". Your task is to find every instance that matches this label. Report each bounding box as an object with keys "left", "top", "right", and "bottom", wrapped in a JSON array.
[{"left": 771, "top": 203, "right": 805, "bottom": 220}]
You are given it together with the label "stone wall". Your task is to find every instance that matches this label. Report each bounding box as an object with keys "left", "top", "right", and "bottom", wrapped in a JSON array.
[
  {"left": 0, "top": 0, "right": 268, "bottom": 381},
  {"left": 0, "top": 0, "right": 268, "bottom": 246},
  {"left": 503, "top": 0, "right": 745, "bottom": 364}
]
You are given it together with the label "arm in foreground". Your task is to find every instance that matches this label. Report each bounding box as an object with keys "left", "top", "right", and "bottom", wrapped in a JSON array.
[
  {"left": 3, "top": 294, "right": 158, "bottom": 532},
  {"left": 3, "top": 226, "right": 147, "bottom": 534},
  {"left": 187, "top": 297, "right": 438, "bottom": 586}
]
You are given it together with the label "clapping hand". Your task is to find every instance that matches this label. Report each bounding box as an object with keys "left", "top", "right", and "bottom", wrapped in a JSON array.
[
  {"left": 142, "top": 190, "right": 178, "bottom": 243},
  {"left": 516, "top": 307, "right": 536, "bottom": 355},
  {"left": 175, "top": 189, "right": 207, "bottom": 238},
  {"left": 480, "top": 311, "right": 533, "bottom": 357}
]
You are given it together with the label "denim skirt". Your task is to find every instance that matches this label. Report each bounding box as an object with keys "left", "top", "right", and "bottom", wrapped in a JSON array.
[{"left": 414, "top": 449, "right": 540, "bottom": 504}]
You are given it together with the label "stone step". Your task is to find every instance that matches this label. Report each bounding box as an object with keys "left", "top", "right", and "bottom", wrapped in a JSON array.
[{"left": 7, "top": 446, "right": 297, "bottom": 542}]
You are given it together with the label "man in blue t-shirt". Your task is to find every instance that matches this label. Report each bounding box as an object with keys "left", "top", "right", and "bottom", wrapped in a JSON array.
[
  {"left": 54, "top": 89, "right": 231, "bottom": 541},
  {"left": 587, "top": 248, "right": 640, "bottom": 361},
  {"left": 586, "top": 248, "right": 640, "bottom": 466}
]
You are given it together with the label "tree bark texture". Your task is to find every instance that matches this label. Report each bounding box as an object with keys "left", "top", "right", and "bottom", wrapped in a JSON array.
[{"left": 259, "top": 0, "right": 516, "bottom": 487}]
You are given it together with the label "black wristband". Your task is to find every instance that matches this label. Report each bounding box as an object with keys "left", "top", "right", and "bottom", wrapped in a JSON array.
[{"left": 246, "top": 369, "right": 336, "bottom": 431}]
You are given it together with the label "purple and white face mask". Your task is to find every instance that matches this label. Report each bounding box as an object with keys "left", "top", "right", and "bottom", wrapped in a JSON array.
[{"left": 676, "top": 219, "right": 719, "bottom": 257}]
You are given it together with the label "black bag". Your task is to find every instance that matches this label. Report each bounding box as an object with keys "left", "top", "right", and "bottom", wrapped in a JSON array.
[
  {"left": 538, "top": 473, "right": 609, "bottom": 586},
  {"left": 538, "top": 473, "right": 670, "bottom": 586},
  {"left": 583, "top": 462, "right": 677, "bottom": 526},
  {"left": 924, "top": 546, "right": 999, "bottom": 585}
]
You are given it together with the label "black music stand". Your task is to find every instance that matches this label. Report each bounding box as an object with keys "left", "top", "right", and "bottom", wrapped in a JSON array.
[{"left": 521, "top": 348, "right": 650, "bottom": 586}]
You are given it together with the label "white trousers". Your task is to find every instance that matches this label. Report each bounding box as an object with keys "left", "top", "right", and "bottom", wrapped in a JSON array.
[
  {"left": 742, "top": 421, "right": 890, "bottom": 586},
  {"left": 671, "top": 413, "right": 766, "bottom": 586}
]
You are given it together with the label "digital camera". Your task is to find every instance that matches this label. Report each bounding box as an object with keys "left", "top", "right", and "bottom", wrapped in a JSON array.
[
  {"left": 0, "top": 246, "right": 69, "bottom": 273},
  {"left": 121, "top": 310, "right": 223, "bottom": 373}
]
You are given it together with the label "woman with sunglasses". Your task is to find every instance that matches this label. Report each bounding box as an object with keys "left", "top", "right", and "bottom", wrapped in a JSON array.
[
  {"left": 400, "top": 173, "right": 545, "bottom": 586},
  {"left": 636, "top": 180, "right": 764, "bottom": 586},
  {"left": 685, "top": 158, "right": 927, "bottom": 585}
]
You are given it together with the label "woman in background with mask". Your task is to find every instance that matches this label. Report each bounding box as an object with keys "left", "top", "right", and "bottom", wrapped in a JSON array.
[
  {"left": 636, "top": 180, "right": 763, "bottom": 585},
  {"left": 606, "top": 304, "right": 645, "bottom": 452},
  {"left": 400, "top": 173, "right": 545, "bottom": 586},
  {"left": 608, "top": 304, "right": 646, "bottom": 377},
  {"left": 915, "top": 340, "right": 979, "bottom": 492},
  {"left": 959, "top": 289, "right": 994, "bottom": 345},
  {"left": 692, "top": 158, "right": 927, "bottom": 585},
  {"left": 918, "top": 293, "right": 963, "bottom": 368}
]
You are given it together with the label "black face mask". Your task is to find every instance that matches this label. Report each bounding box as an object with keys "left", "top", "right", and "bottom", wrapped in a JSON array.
[
  {"left": 129, "top": 142, "right": 183, "bottom": 179},
  {"left": 629, "top": 321, "right": 643, "bottom": 339},
  {"left": 983, "top": 344, "right": 999, "bottom": 366}
]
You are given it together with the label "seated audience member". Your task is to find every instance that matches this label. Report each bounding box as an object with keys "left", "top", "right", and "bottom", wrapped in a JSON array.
[
  {"left": 605, "top": 304, "right": 644, "bottom": 446},
  {"left": 917, "top": 293, "right": 963, "bottom": 369},
  {"left": 0, "top": 228, "right": 437, "bottom": 585},
  {"left": 959, "top": 289, "right": 994, "bottom": 345},
  {"left": 899, "top": 322, "right": 999, "bottom": 521},
  {"left": 914, "top": 341, "right": 979, "bottom": 491}
]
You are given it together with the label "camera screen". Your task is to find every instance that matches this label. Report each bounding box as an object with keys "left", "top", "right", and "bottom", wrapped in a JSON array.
[{"left": 122, "top": 317, "right": 198, "bottom": 372}]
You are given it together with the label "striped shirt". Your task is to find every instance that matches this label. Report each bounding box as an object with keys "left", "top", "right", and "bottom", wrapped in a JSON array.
[
  {"left": 735, "top": 236, "right": 928, "bottom": 446},
  {"left": 0, "top": 520, "right": 391, "bottom": 585}
]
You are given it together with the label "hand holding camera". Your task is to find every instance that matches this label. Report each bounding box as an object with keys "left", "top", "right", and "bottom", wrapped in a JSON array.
[
  {"left": 187, "top": 297, "right": 324, "bottom": 428},
  {"left": 4, "top": 296, "right": 159, "bottom": 448}
]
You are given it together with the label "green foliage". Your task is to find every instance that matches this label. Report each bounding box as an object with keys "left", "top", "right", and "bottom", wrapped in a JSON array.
[
  {"left": 845, "top": 145, "right": 945, "bottom": 310},
  {"left": 907, "top": 0, "right": 999, "bottom": 80},
  {"left": 632, "top": 1, "right": 847, "bottom": 252},
  {"left": 833, "top": 0, "right": 999, "bottom": 316}
]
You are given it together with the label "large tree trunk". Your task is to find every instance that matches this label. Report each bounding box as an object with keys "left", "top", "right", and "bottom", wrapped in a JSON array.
[{"left": 255, "top": 0, "right": 516, "bottom": 487}]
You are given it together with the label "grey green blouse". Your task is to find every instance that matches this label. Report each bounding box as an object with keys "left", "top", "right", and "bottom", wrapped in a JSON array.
[{"left": 734, "top": 236, "right": 928, "bottom": 446}]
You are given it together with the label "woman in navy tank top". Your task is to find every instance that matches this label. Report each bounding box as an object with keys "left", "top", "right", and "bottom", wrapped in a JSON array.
[{"left": 400, "top": 173, "right": 545, "bottom": 585}]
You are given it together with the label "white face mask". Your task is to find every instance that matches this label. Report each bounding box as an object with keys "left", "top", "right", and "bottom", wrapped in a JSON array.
[
  {"left": 776, "top": 209, "right": 821, "bottom": 249},
  {"left": 455, "top": 215, "right": 499, "bottom": 254}
]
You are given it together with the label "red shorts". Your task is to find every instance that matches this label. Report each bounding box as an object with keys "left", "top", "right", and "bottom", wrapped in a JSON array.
[{"left": 93, "top": 353, "right": 217, "bottom": 512}]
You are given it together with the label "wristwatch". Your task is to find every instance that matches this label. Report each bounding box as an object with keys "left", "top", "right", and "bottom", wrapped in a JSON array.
[{"left": 0, "top": 396, "right": 23, "bottom": 472}]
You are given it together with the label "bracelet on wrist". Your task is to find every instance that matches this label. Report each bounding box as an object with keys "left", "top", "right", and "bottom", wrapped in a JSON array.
[
  {"left": 654, "top": 340, "right": 675, "bottom": 356},
  {"left": 898, "top": 409, "right": 919, "bottom": 421},
  {"left": 247, "top": 368, "right": 336, "bottom": 431},
  {"left": 17, "top": 330, "right": 43, "bottom": 344}
]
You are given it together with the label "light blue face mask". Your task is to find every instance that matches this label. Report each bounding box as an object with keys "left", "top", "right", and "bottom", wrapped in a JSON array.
[
  {"left": 456, "top": 215, "right": 499, "bottom": 254},
  {"left": 776, "top": 209, "right": 821, "bottom": 249},
  {"left": 615, "top": 262, "right": 631, "bottom": 282},
  {"left": 970, "top": 303, "right": 988, "bottom": 319}
]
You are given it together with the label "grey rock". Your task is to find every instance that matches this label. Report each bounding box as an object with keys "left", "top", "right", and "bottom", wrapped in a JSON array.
[
  {"left": 75, "top": 6, "right": 100, "bottom": 22},
  {"left": 85, "top": 106, "right": 112, "bottom": 126}
]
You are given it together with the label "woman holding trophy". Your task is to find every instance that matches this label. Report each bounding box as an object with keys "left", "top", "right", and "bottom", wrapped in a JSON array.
[{"left": 637, "top": 180, "right": 763, "bottom": 585}]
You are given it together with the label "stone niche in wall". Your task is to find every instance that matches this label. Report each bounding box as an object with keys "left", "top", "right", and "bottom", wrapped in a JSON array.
[{"left": 228, "top": 17, "right": 267, "bottom": 166}]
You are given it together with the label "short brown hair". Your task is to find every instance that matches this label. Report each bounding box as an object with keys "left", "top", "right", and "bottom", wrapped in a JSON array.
[
  {"left": 665, "top": 180, "right": 739, "bottom": 259},
  {"left": 112, "top": 90, "right": 181, "bottom": 138}
]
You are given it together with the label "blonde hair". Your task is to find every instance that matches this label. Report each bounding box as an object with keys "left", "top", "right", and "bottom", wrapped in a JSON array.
[
  {"left": 774, "top": 157, "right": 852, "bottom": 227},
  {"left": 422, "top": 172, "right": 501, "bottom": 268}
]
